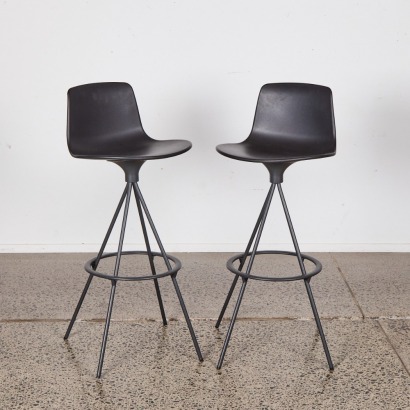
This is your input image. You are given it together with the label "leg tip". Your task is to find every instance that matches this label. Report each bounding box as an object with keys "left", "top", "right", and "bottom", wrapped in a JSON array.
[{"left": 197, "top": 351, "right": 204, "bottom": 362}]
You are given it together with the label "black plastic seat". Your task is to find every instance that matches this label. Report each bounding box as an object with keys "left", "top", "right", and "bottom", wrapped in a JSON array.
[
  {"left": 215, "top": 83, "right": 336, "bottom": 370},
  {"left": 67, "top": 82, "right": 191, "bottom": 161},
  {"left": 64, "top": 82, "right": 202, "bottom": 378},
  {"left": 217, "top": 83, "right": 335, "bottom": 182}
]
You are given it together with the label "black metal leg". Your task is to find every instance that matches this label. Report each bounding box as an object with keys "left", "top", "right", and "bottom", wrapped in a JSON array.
[
  {"left": 304, "top": 281, "right": 334, "bottom": 370},
  {"left": 132, "top": 183, "right": 167, "bottom": 326},
  {"left": 96, "top": 183, "right": 132, "bottom": 378},
  {"left": 215, "top": 275, "right": 239, "bottom": 329},
  {"left": 217, "top": 278, "right": 248, "bottom": 369},
  {"left": 64, "top": 274, "right": 93, "bottom": 340},
  {"left": 217, "top": 184, "right": 275, "bottom": 369},
  {"left": 172, "top": 276, "right": 203, "bottom": 362},
  {"left": 215, "top": 188, "right": 274, "bottom": 329},
  {"left": 64, "top": 185, "right": 129, "bottom": 340},
  {"left": 95, "top": 185, "right": 129, "bottom": 266},
  {"left": 96, "top": 281, "right": 117, "bottom": 378},
  {"left": 278, "top": 184, "right": 334, "bottom": 370},
  {"left": 134, "top": 183, "right": 172, "bottom": 269},
  {"left": 135, "top": 182, "right": 203, "bottom": 362}
]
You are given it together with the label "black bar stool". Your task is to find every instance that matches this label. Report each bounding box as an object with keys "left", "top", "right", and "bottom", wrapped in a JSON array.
[
  {"left": 63, "top": 82, "right": 203, "bottom": 378},
  {"left": 215, "top": 83, "right": 336, "bottom": 370}
]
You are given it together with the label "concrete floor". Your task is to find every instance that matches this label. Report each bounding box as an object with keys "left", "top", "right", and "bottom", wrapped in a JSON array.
[{"left": 0, "top": 252, "right": 409, "bottom": 409}]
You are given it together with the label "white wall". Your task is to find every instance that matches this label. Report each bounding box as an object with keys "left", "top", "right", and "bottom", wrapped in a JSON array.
[{"left": 0, "top": 0, "right": 409, "bottom": 252}]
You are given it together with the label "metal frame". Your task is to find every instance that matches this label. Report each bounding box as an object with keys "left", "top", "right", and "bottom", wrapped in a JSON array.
[
  {"left": 64, "top": 182, "right": 203, "bottom": 378},
  {"left": 215, "top": 183, "right": 334, "bottom": 371}
]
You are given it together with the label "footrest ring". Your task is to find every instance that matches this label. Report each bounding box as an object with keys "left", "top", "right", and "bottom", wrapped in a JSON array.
[
  {"left": 84, "top": 251, "right": 181, "bottom": 281},
  {"left": 227, "top": 250, "right": 322, "bottom": 282}
]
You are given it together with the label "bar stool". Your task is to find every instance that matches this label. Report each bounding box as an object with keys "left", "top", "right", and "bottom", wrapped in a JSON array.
[
  {"left": 63, "top": 82, "right": 203, "bottom": 378},
  {"left": 215, "top": 83, "right": 336, "bottom": 370}
]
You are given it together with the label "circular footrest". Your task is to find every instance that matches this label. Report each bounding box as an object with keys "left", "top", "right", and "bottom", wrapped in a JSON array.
[
  {"left": 84, "top": 250, "right": 181, "bottom": 282},
  {"left": 227, "top": 250, "right": 322, "bottom": 282}
]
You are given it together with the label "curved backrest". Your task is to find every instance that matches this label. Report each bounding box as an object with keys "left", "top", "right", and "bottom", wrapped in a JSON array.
[
  {"left": 249, "top": 83, "right": 336, "bottom": 156},
  {"left": 67, "top": 82, "right": 149, "bottom": 157}
]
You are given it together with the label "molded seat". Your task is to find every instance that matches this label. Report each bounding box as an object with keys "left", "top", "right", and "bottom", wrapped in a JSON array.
[
  {"left": 67, "top": 82, "right": 191, "bottom": 161},
  {"left": 216, "top": 83, "right": 336, "bottom": 180}
]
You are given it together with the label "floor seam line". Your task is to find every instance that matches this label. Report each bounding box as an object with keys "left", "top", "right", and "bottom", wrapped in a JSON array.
[
  {"left": 376, "top": 319, "right": 410, "bottom": 377},
  {"left": 3, "top": 317, "right": 410, "bottom": 324},
  {"left": 331, "top": 253, "right": 366, "bottom": 319}
]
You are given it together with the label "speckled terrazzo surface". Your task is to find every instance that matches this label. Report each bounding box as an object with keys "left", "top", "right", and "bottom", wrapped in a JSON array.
[{"left": 0, "top": 252, "right": 409, "bottom": 409}]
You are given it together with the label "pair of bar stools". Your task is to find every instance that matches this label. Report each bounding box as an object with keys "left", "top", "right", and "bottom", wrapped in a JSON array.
[{"left": 64, "top": 82, "right": 336, "bottom": 378}]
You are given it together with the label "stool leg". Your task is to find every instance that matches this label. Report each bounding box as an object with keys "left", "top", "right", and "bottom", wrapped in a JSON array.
[
  {"left": 97, "top": 183, "right": 132, "bottom": 378},
  {"left": 172, "top": 275, "right": 203, "bottom": 362},
  {"left": 217, "top": 184, "right": 275, "bottom": 369},
  {"left": 64, "top": 185, "right": 128, "bottom": 340},
  {"left": 278, "top": 184, "right": 334, "bottom": 370},
  {"left": 304, "top": 281, "right": 334, "bottom": 369},
  {"left": 134, "top": 183, "right": 203, "bottom": 362},
  {"left": 132, "top": 184, "right": 167, "bottom": 326},
  {"left": 215, "top": 275, "right": 239, "bottom": 329},
  {"left": 64, "top": 274, "right": 93, "bottom": 340},
  {"left": 215, "top": 188, "right": 274, "bottom": 329},
  {"left": 216, "top": 278, "right": 248, "bottom": 369},
  {"left": 97, "top": 281, "right": 117, "bottom": 378}
]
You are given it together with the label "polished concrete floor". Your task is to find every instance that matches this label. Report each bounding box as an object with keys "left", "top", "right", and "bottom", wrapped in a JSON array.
[{"left": 0, "top": 252, "right": 409, "bottom": 409}]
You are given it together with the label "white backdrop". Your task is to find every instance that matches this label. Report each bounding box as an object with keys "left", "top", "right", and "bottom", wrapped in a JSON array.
[{"left": 0, "top": 0, "right": 409, "bottom": 252}]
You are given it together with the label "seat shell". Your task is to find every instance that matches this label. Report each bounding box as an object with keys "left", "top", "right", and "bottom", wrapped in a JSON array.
[
  {"left": 67, "top": 82, "right": 191, "bottom": 161},
  {"left": 216, "top": 83, "right": 336, "bottom": 175}
]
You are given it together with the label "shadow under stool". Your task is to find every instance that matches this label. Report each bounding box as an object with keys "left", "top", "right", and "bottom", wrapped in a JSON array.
[
  {"left": 215, "top": 83, "right": 336, "bottom": 370},
  {"left": 63, "top": 82, "right": 203, "bottom": 378}
]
